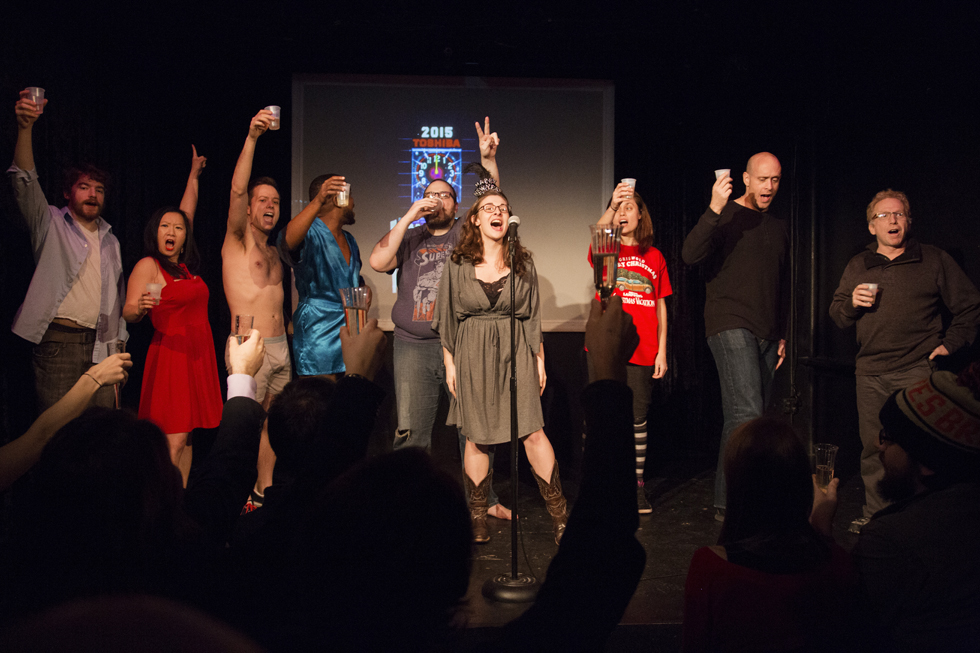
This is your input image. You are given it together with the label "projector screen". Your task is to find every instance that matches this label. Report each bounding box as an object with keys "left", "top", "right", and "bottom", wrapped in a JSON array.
[{"left": 291, "top": 74, "right": 615, "bottom": 331}]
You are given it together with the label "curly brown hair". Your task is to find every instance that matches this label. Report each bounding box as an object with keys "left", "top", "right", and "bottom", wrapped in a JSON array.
[
  {"left": 451, "top": 191, "right": 532, "bottom": 278},
  {"left": 605, "top": 190, "right": 654, "bottom": 253}
]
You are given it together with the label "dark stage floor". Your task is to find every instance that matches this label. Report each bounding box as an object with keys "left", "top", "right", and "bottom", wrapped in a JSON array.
[{"left": 437, "top": 445, "right": 867, "bottom": 652}]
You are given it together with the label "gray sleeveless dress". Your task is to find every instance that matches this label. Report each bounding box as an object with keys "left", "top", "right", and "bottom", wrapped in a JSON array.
[{"left": 432, "top": 258, "right": 544, "bottom": 444}]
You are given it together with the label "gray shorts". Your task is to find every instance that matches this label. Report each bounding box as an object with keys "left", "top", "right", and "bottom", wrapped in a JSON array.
[{"left": 225, "top": 334, "right": 292, "bottom": 405}]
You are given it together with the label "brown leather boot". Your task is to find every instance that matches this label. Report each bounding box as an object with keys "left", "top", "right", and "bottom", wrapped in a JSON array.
[
  {"left": 531, "top": 461, "right": 568, "bottom": 545},
  {"left": 463, "top": 471, "right": 492, "bottom": 543}
]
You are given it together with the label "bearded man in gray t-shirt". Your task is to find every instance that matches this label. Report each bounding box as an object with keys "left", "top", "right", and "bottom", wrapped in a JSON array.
[{"left": 368, "top": 118, "right": 511, "bottom": 520}]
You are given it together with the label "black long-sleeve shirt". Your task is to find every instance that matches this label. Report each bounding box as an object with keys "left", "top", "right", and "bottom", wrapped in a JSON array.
[{"left": 682, "top": 202, "right": 789, "bottom": 340}]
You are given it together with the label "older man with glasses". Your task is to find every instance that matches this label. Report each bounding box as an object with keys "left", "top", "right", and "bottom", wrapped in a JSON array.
[{"left": 829, "top": 188, "right": 980, "bottom": 531}]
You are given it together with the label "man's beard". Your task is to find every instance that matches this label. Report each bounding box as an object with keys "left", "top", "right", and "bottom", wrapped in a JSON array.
[
  {"left": 425, "top": 210, "right": 453, "bottom": 230},
  {"left": 877, "top": 461, "right": 919, "bottom": 503},
  {"left": 342, "top": 207, "right": 355, "bottom": 226}
]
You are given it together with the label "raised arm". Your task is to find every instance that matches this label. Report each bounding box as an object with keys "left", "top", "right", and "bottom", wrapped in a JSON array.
[
  {"left": 475, "top": 116, "right": 501, "bottom": 186},
  {"left": 0, "top": 354, "right": 131, "bottom": 492},
  {"left": 597, "top": 182, "right": 635, "bottom": 226},
  {"left": 681, "top": 174, "right": 732, "bottom": 265},
  {"left": 282, "top": 175, "right": 346, "bottom": 251},
  {"left": 9, "top": 90, "right": 52, "bottom": 238},
  {"left": 13, "top": 89, "right": 45, "bottom": 172},
  {"left": 368, "top": 195, "right": 441, "bottom": 272},
  {"left": 179, "top": 145, "right": 207, "bottom": 226},
  {"left": 227, "top": 110, "right": 273, "bottom": 242}
]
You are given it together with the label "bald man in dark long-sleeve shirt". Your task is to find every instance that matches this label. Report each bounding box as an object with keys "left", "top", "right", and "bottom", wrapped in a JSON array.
[{"left": 682, "top": 153, "right": 789, "bottom": 517}]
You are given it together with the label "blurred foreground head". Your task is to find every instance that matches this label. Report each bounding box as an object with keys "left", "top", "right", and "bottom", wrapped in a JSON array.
[
  {"left": 0, "top": 595, "right": 263, "bottom": 653},
  {"left": 290, "top": 448, "right": 472, "bottom": 651},
  {"left": 5, "top": 408, "right": 189, "bottom": 615},
  {"left": 879, "top": 362, "right": 980, "bottom": 483},
  {"left": 720, "top": 417, "right": 813, "bottom": 545}
]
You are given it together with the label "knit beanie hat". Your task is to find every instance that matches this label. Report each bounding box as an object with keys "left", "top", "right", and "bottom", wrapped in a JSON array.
[{"left": 879, "top": 365, "right": 980, "bottom": 476}]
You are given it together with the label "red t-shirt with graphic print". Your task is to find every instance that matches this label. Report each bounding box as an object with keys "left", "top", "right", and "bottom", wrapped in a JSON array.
[{"left": 588, "top": 244, "right": 672, "bottom": 366}]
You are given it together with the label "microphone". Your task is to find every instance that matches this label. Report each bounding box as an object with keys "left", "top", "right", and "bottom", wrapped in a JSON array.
[{"left": 507, "top": 215, "right": 521, "bottom": 242}]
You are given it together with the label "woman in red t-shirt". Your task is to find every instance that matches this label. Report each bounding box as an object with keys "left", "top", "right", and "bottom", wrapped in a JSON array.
[{"left": 589, "top": 182, "right": 672, "bottom": 513}]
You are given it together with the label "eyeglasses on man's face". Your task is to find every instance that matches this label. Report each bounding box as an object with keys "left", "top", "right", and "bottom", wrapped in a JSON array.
[
  {"left": 423, "top": 191, "right": 455, "bottom": 200},
  {"left": 872, "top": 211, "right": 907, "bottom": 221}
]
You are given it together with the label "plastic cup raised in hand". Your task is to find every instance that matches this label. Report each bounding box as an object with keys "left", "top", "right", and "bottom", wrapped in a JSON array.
[
  {"left": 146, "top": 283, "right": 163, "bottom": 303},
  {"left": 266, "top": 105, "right": 281, "bottom": 130},
  {"left": 621, "top": 178, "right": 636, "bottom": 198},
  {"left": 336, "top": 183, "right": 351, "bottom": 208},
  {"left": 714, "top": 168, "right": 731, "bottom": 180},
  {"left": 340, "top": 287, "right": 369, "bottom": 335},
  {"left": 814, "top": 443, "right": 839, "bottom": 490},
  {"left": 235, "top": 314, "right": 254, "bottom": 344},
  {"left": 28, "top": 87, "right": 45, "bottom": 114}
]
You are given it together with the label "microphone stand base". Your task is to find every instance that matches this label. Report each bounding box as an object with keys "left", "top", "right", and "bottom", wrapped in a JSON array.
[{"left": 481, "top": 573, "right": 540, "bottom": 604}]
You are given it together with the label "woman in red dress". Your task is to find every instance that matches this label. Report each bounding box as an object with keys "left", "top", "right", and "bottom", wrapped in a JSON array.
[{"left": 123, "top": 147, "right": 221, "bottom": 486}]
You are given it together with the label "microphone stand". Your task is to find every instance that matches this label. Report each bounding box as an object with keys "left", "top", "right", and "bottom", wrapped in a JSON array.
[{"left": 482, "top": 227, "right": 539, "bottom": 603}]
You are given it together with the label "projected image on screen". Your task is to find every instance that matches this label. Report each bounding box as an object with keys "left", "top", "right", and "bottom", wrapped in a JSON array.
[
  {"left": 291, "top": 75, "right": 614, "bottom": 331},
  {"left": 411, "top": 129, "right": 463, "bottom": 202}
]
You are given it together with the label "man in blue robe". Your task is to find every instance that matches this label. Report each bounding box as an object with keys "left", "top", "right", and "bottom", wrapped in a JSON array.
[{"left": 279, "top": 175, "right": 363, "bottom": 379}]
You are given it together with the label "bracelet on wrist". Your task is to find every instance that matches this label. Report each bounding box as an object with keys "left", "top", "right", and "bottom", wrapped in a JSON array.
[{"left": 84, "top": 372, "right": 103, "bottom": 388}]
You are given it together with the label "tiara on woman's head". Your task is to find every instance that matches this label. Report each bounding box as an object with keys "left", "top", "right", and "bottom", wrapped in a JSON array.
[{"left": 465, "top": 162, "right": 499, "bottom": 198}]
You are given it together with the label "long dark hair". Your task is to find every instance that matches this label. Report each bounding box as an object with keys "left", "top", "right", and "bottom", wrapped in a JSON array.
[
  {"left": 605, "top": 190, "right": 654, "bottom": 253},
  {"left": 142, "top": 207, "right": 200, "bottom": 279},
  {"left": 718, "top": 417, "right": 829, "bottom": 571},
  {"left": 451, "top": 191, "right": 532, "bottom": 278}
]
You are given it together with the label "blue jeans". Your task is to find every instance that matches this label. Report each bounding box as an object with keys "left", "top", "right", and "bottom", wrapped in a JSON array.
[
  {"left": 392, "top": 337, "right": 499, "bottom": 506},
  {"left": 707, "top": 328, "right": 779, "bottom": 509}
]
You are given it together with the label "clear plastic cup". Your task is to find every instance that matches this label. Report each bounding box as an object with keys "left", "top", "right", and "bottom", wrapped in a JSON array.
[
  {"left": 146, "top": 283, "right": 163, "bottom": 303},
  {"left": 336, "top": 183, "right": 350, "bottom": 208},
  {"left": 340, "top": 287, "right": 370, "bottom": 335},
  {"left": 814, "top": 443, "right": 839, "bottom": 490},
  {"left": 714, "top": 168, "right": 731, "bottom": 180},
  {"left": 266, "top": 105, "right": 281, "bottom": 130},
  {"left": 28, "top": 87, "right": 45, "bottom": 114},
  {"left": 235, "top": 314, "right": 254, "bottom": 344}
]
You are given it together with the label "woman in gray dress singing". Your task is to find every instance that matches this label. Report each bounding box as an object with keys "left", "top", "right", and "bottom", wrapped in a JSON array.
[{"left": 433, "top": 180, "right": 567, "bottom": 546}]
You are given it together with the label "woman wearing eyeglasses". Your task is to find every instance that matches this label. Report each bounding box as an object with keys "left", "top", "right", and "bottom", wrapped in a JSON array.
[{"left": 433, "top": 174, "right": 567, "bottom": 546}]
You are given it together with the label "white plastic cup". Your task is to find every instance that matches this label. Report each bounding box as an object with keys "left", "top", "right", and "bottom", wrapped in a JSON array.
[
  {"left": 146, "top": 283, "right": 163, "bottom": 303},
  {"left": 865, "top": 283, "right": 878, "bottom": 292},
  {"left": 28, "top": 87, "right": 45, "bottom": 114},
  {"left": 266, "top": 105, "right": 281, "bottom": 130},
  {"left": 714, "top": 168, "right": 731, "bottom": 180},
  {"left": 336, "top": 183, "right": 350, "bottom": 208},
  {"left": 621, "top": 178, "right": 636, "bottom": 198}
]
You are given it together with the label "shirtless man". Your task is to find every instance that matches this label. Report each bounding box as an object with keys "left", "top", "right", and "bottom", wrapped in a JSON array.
[{"left": 224, "top": 109, "right": 291, "bottom": 501}]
